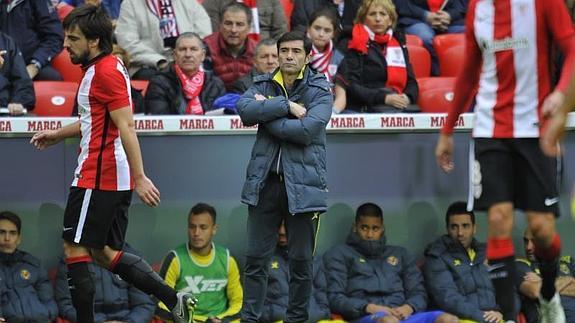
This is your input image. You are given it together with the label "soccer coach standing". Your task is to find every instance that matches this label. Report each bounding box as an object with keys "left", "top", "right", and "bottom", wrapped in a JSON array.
[{"left": 236, "top": 31, "right": 333, "bottom": 323}]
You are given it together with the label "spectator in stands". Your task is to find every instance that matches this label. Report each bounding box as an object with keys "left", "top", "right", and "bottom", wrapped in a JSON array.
[
  {"left": 423, "top": 201, "right": 503, "bottom": 322},
  {"left": 54, "top": 244, "right": 156, "bottom": 323},
  {"left": 395, "top": 0, "right": 467, "bottom": 75},
  {"left": 515, "top": 228, "right": 575, "bottom": 323},
  {"left": 229, "top": 38, "right": 278, "bottom": 94},
  {"left": 204, "top": 2, "right": 257, "bottom": 90},
  {"left": 144, "top": 32, "right": 226, "bottom": 115},
  {"left": 60, "top": 0, "right": 122, "bottom": 21},
  {"left": 0, "top": 32, "right": 35, "bottom": 115},
  {"left": 261, "top": 224, "right": 331, "bottom": 323},
  {"left": 307, "top": 7, "right": 344, "bottom": 88},
  {"left": 323, "top": 202, "right": 458, "bottom": 323},
  {"left": 0, "top": 211, "right": 58, "bottom": 322},
  {"left": 291, "top": 0, "right": 361, "bottom": 52},
  {"left": 157, "top": 203, "right": 242, "bottom": 322},
  {"left": 0, "top": 0, "right": 64, "bottom": 81},
  {"left": 202, "top": 0, "right": 287, "bottom": 41},
  {"left": 115, "top": 0, "right": 211, "bottom": 80},
  {"left": 333, "top": 0, "right": 419, "bottom": 113}
]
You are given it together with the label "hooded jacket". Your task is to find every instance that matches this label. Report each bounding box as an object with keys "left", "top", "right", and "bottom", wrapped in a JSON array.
[
  {"left": 0, "top": 250, "right": 58, "bottom": 322},
  {"left": 323, "top": 231, "right": 427, "bottom": 321},
  {"left": 237, "top": 66, "right": 332, "bottom": 214},
  {"left": 423, "top": 235, "right": 497, "bottom": 322}
]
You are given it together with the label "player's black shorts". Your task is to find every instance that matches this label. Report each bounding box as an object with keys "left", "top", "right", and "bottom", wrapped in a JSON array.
[
  {"left": 63, "top": 187, "right": 132, "bottom": 250},
  {"left": 469, "top": 138, "right": 560, "bottom": 215}
]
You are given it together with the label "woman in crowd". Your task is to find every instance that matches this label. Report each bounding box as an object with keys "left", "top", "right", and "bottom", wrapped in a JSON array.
[{"left": 333, "top": 0, "right": 419, "bottom": 113}]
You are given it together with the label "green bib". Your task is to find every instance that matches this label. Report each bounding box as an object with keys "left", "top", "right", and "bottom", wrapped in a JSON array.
[{"left": 173, "top": 243, "right": 229, "bottom": 317}]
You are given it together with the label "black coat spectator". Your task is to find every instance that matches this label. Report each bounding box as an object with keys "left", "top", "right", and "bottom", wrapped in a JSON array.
[
  {"left": 0, "top": 32, "right": 35, "bottom": 113},
  {"left": 0, "top": 0, "right": 64, "bottom": 80}
]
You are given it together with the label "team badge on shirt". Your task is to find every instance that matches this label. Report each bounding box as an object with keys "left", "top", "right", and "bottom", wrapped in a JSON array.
[
  {"left": 271, "top": 261, "right": 279, "bottom": 269},
  {"left": 387, "top": 256, "right": 398, "bottom": 266},
  {"left": 453, "top": 259, "right": 462, "bottom": 266},
  {"left": 20, "top": 269, "right": 30, "bottom": 280}
]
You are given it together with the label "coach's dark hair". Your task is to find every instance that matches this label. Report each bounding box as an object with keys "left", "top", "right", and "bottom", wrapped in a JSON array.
[
  {"left": 0, "top": 211, "right": 21, "bottom": 234},
  {"left": 445, "top": 201, "right": 475, "bottom": 227},
  {"left": 63, "top": 5, "right": 114, "bottom": 55},
  {"left": 355, "top": 202, "right": 383, "bottom": 223},
  {"left": 220, "top": 2, "right": 252, "bottom": 25},
  {"left": 277, "top": 31, "right": 313, "bottom": 56},
  {"left": 188, "top": 203, "right": 217, "bottom": 223}
]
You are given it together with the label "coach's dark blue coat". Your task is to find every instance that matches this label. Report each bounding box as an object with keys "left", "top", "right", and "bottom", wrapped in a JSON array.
[
  {"left": 423, "top": 235, "right": 498, "bottom": 322},
  {"left": 0, "top": 250, "right": 58, "bottom": 321},
  {"left": 323, "top": 232, "right": 428, "bottom": 321},
  {"left": 237, "top": 65, "right": 332, "bottom": 214}
]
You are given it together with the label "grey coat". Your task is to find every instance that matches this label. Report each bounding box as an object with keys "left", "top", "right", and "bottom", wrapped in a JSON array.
[{"left": 237, "top": 66, "right": 332, "bottom": 214}]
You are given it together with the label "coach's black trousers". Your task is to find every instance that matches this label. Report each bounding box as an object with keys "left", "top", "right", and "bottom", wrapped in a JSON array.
[{"left": 240, "top": 173, "right": 320, "bottom": 323}]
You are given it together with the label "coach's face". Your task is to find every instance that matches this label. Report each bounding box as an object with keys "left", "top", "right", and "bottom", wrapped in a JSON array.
[
  {"left": 0, "top": 220, "right": 20, "bottom": 254},
  {"left": 278, "top": 40, "right": 309, "bottom": 76},
  {"left": 188, "top": 212, "right": 217, "bottom": 254},
  {"left": 64, "top": 26, "right": 98, "bottom": 65}
]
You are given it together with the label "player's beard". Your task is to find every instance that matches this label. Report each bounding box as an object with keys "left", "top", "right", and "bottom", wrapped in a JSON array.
[{"left": 70, "top": 50, "right": 91, "bottom": 66}]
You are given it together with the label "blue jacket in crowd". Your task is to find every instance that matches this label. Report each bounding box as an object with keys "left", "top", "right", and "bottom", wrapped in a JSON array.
[
  {"left": 237, "top": 66, "right": 333, "bottom": 214},
  {"left": 0, "top": 32, "right": 35, "bottom": 109},
  {"left": 262, "top": 246, "right": 331, "bottom": 323},
  {"left": 323, "top": 232, "right": 427, "bottom": 321},
  {"left": 54, "top": 257, "right": 155, "bottom": 323},
  {"left": 423, "top": 235, "right": 498, "bottom": 322},
  {"left": 0, "top": 250, "right": 58, "bottom": 322},
  {"left": 0, "top": 0, "right": 64, "bottom": 67},
  {"left": 394, "top": 0, "right": 468, "bottom": 29}
]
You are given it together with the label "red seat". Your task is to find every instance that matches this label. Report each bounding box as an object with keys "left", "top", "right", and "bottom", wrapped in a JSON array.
[
  {"left": 416, "top": 77, "right": 456, "bottom": 113},
  {"left": 437, "top": 45, "right": 464, "bottom": 77},
  {"left": 131, "top": 80, "right": 150, "bottom": 97},
  {"left": 33, "top": 81, "right": 78, "bottom": 116},
  {"left": 406, "top": 34, "right": 424, "bottom": 47},
  {"left": 279, "top": 0, "right": 294, "bottom": 29},
  {"left": 406, "top": 45, "right": 431, "bottom": 78},
  {"left": 52, "top": 50, "right": 83, "bottom": 83},
  {"left": 432, "top": 33, "right": 465, "bottom": 57},
  {"left": 56, "top": 2, "right": 74, "bottom": 21},
  {"left": 417, "top": 76, "right": 456, "bottom": 94}
]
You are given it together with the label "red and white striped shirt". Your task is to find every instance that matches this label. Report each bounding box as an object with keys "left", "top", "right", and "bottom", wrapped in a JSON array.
[
  {"left": 72, "top": 54, "right": 133, "bottom": 191},
  {"left": 442, "top": 0, "right": 575, "bottom": 138}
]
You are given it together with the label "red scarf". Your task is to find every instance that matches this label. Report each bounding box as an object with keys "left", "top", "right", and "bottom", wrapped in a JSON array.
[
  {"left": 427, "top": 0, "right": 445, "bottom": 12},
  {"left": 348, "top": 24, "right": 407, "bottom": 94},
  {"left": 146, "top": 0, "right": 179, "bottom": 41},
  {"left": 310, "top": 40, "right": 334, "bottom": 81},
  {"left": 174, "top": 65, "right": 205, "bottom": 115},
  {"left": 237, "top": 0, "right": 260, "bottom": 41}
]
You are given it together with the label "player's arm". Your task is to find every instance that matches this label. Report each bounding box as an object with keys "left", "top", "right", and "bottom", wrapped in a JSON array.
[
  {"left": 217, "top": 256, "right": 243, "bottom": 320},
  {"left": 109, "top": 107, "right": 160, "bottom": 207},
  {"left": 436, "top": 0, "right": 482, "bottom": 172},
  {"left": 30, "top": 120, "right": 80, "bottom": 150}
]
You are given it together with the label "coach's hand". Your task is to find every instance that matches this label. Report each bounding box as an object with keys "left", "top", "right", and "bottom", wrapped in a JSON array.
[
  {"left": 30, "top": 130, "right": 62, "bottom": 150},
  {"left": 135, "top": 176, "right": 160, "bottom": 207},
  {"left": 435, "top": 133, "right": 454, "bottom": 172}
]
